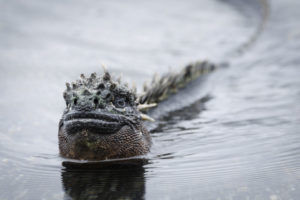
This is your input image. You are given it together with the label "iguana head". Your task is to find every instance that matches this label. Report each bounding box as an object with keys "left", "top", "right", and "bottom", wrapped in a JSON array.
[{"left": 58, "top": 70, "right": 152, "bottom": 160}]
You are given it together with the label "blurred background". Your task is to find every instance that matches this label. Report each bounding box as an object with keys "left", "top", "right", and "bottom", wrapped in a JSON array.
[{"left": 0, "top": 0, "right": 300, "bottom": 199}]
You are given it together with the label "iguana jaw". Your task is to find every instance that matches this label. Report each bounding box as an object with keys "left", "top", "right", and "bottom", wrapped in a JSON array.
[{"left": 58, "top": 123, "right": 151, "bottom": 161}]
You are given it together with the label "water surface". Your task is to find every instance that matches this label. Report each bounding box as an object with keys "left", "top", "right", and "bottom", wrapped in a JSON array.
[{"left": 0, "top": 0, "right": 300, "bottom": 199}]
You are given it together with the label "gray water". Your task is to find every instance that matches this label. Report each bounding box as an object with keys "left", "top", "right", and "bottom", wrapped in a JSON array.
[{"left": 0, "top": 0, "right": 300, "bottom": 199}]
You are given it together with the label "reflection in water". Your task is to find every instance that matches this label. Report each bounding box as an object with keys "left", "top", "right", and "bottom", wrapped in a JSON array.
[
  {"left": 61, "top": 159, "right": 147, "bottom": 200},
  {"left": 150, "top": 95, "right": 210, "bottom": 133}
]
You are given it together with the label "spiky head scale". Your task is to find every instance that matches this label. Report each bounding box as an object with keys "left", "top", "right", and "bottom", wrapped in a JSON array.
[{"left": 63, "top": 71, "right": 137, "bottom": 109}]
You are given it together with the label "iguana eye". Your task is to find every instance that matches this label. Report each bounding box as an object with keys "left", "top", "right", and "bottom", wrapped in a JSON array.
[
  {"left": 73, "top": 98, "right": 78, "bottom": 105},
  {"left": 115, "top": 97, "right": 126, "bottom": 108}
]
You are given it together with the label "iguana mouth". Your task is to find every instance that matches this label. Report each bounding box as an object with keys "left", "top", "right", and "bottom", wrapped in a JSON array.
[
  {"left": 65, "top": 112, "right": 122, "bottom": 122},
  {"left": 63, "top": 112, "right": 125, "bottom": 134}
]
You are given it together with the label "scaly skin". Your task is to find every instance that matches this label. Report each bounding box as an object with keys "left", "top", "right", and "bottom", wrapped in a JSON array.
[
  {"left": 59, "top": 61, "right": 216, "bottom": 160},
  {"left": 58, "top": 71, "right": 151, "bottom": 160}
]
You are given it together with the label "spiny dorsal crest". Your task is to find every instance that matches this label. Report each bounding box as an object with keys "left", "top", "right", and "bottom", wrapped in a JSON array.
[{"left": 138, "top": 60, "right": 216, "bottom": 105}]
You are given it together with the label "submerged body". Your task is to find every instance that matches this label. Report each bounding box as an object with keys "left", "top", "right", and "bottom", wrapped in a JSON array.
[{"left": 59, "top": 61, "right": 216, "bottom": 160}]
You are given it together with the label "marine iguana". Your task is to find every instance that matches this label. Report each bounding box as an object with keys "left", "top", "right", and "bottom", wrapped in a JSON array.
[
  {"left": 58, "top": 61, "right": 216, "bottom": 160},
  {"left": 57, "top": 0, "right": 270, "bottom": 162}
]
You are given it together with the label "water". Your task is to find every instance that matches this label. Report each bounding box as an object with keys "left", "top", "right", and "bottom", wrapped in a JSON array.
[{"left": 0, "top": 0, "right": 300, "bottom": 199}]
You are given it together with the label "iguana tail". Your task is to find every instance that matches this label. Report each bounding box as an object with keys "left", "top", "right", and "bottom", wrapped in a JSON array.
[{"left": 138, "top": 60, "right": 216, "bottom": 106}]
